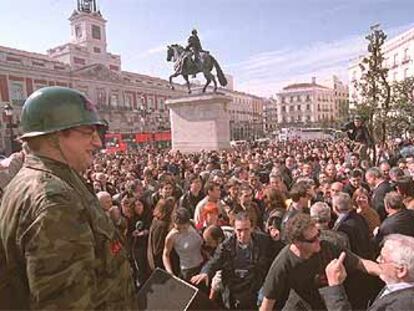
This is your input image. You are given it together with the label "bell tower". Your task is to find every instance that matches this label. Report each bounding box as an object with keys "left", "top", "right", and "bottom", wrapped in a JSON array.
[
  {"left": 69, "top": 0, "right": 107, "bottom": 55},
  {"left": 48, "top": 0, "right": 121, "bottom": 70}
]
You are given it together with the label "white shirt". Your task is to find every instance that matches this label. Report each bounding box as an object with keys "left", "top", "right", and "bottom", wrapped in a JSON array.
[{"left": 380, "top": 282, "right": 414, "bottom": 299}]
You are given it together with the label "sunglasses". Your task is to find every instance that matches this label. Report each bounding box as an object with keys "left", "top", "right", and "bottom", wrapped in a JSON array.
[{"left": 297, "top": 230, "right": 321, "bottom": 243}]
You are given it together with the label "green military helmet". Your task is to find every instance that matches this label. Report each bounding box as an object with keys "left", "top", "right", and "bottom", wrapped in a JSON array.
[{"left": 20, "top": 86, "right": 107, "bottom": 139}]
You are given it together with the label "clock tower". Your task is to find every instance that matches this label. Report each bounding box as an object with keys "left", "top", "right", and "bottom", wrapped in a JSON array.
[
  {"left": 70, "top": 0, "right": 107, "bottom": 55},
  {"left": 48, "top": 0, "right": 121, "bottom": 71}
]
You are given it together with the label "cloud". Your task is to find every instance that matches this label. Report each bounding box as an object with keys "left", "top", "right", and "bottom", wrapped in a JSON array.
[{"left": 229, "top": 22, "right": 414, "bottom": 97}]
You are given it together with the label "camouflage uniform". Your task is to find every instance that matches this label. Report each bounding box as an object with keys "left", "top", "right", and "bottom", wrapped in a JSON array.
[{"left": 0, "top": 154, "right": 137, "bottom": 309}]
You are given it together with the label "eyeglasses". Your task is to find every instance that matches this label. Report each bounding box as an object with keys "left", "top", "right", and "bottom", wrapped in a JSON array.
[
  {"left": 297, "top": 230, "right": 321, "bottom": 243},
  {"left": 71, "top": 126, "right": 101, "bottom": 139}
]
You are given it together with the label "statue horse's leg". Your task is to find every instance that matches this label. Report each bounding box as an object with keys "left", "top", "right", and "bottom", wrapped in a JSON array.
[
  {"left": 169, "top": 72, "right": 180, "bottom": 90},
  {"left": 203, "top": 70, "right": 216, "bottom": 93},
  {"left": 183, "top": 74, "right": 191, "bottom": 94}
]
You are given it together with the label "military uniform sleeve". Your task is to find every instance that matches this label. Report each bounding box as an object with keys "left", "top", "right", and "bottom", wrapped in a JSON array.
[{"left": 20, "top": 196, "right": 97, "bottom": 309}]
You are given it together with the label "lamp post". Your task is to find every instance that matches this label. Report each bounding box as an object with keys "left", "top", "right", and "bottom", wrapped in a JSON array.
[{"left": 3, "top": 104, "right": 14, "bottom": 156}]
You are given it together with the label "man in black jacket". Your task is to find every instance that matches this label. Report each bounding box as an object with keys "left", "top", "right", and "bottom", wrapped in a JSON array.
[
  {"left": 320, "top": 234, "right": 414, "bottom": 311},
  {"left": 372, "top": 192, "right": 414, "bottom": 252},
  {"left": 366, "top": 167, "right": 394, "bottom": 222},
  {"left": 332, "top": 192, "right": 372, "bottom": 259},
  {"left": 178, "top": 174, "right": 204, "bottom": 217},
  {"left": 342, "top": 116, "right": 373, "bottom": 160},
  {"left": 191, "top": 212, "right": 272, "bottom": 309}
]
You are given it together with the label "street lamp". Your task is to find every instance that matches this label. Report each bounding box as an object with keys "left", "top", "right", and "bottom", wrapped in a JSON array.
[{"left": 3, "top": 104, "right": 14, "bottom": 155}]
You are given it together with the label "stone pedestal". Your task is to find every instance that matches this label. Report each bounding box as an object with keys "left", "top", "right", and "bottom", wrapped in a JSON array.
[{"left": 165, "top": 93, "right": 232, "bottom": 153}]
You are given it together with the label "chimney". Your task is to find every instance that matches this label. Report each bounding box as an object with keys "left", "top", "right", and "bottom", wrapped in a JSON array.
[{"left": 312, "top": 77, "right": 316, "bottom": 84}]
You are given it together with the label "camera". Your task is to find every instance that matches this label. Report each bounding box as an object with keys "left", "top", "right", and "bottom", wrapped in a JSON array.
[{"left": 135, "top": 220, "right": 144, "bottom": 231}]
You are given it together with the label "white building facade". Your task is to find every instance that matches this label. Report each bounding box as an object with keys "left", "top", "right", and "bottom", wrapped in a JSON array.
[
  {"left": 276, "top": 76, "right": 348, "bottom": 127},
  {"left": 348, "top": 26, "right": 414, "bottom": 107}
]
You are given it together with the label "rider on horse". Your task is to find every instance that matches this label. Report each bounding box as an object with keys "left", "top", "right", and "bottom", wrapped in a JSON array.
[{"left": 185, "top": 29, "right": 204, "bottom": 76}]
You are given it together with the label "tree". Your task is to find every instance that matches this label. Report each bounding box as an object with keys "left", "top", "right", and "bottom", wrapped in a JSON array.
[
  {"left": 389, "top": 77, "right": 414, "bottom": 136},
  {"left": 353, "top": 24, "right": 391, "bottom": 147}
]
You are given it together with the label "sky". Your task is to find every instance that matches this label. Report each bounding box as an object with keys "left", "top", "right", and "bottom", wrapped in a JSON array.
[{"left": 1, "top": 0, "right": 414, "bottom": 97}]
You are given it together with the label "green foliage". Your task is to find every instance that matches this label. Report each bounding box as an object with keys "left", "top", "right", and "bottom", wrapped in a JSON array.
[
  {"left": 353, "top": 25, "right": 391, "bottom": 144},
  {"left": 389, "top": 77, "right": 414, "bottom": 135}
]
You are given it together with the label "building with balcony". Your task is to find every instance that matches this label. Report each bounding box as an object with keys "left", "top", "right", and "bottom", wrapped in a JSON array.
[
  {"left": 0, "top": 0, "right": 266, "bottom": 152},
  {"left": 276, "top": 76, "right": 348, "bottom": 128},
  {"left": 348, "top": 26, "right": 414, "bottom": 109}
]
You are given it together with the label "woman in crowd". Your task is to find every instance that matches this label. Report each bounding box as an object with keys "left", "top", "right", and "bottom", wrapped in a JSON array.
[
  {"left": 163, "top": 208, "right": 204, "bottom": 281},
  {"left": 352, "top": 187, "right": 381, "bottom": 237},
  {"left": 147, "top": 196, "right": 176, "bottom": 271},
  {"left": 261, "top": 186, "right": 287, "bottom": 228}
]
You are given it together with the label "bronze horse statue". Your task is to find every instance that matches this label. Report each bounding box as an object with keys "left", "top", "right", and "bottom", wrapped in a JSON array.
[{"left": 167, "top": 44, "right": 227, "bottom": 93}]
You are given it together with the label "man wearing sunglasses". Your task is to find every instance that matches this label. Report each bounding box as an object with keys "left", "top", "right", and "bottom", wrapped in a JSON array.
[
  {"left": 0, "top": 87, "right": 137, "bottom": 309},
  {"left": 260, "top": 213, "right": 381, "bottom": 311}
]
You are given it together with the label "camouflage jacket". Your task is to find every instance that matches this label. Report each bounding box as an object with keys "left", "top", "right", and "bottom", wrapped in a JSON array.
[{"left": 0, "top": 155, "right": 136, "bottom": 310}]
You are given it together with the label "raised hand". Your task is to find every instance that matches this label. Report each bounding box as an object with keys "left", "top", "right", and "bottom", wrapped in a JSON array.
[{"left": 325, "top": 252, "right": 347, "bottom": 286}]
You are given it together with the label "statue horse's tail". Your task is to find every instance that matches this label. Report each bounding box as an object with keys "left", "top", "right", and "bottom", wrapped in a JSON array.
[{"left": 212, "top": 56, "right": 228, "bottom": 87}]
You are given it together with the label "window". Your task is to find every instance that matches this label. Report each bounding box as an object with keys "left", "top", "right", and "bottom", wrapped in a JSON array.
[
  {"left": 393, "top": 54, "right": 398, "bottom": 67},
  {"left": 297, "top": 105, "right": 301, "bottom": 111},
  {"left": 306, "top": 95, "right": 311, "bottom": 101},
  {"left": 11, "top": 81, "right": 25, "bottom": 105},
  {"left": 403, "top": 48, "right": 409, "bottom": 63},
  {"left": 93, "top": 47, "right": 101, "bottom": 53},
  {"left": 125, "top": 93, "right": 133, "bottom": 109},
  {"left": 306, "top": 104, "right": 310, "bottom": 111},
  {"left": 289, "top": 106, "right": 294, "bottom": 112},
  {"left": 73, "top": 57, "right": 86, "bottom": 65},
  {"left": 97, "top": 88, "right": 106, "bottom": 106},
  {"left": 75, "top": 25, "right": 82, "bottom": 38},
  {"left": 404, "top": 68, "right": 409, "bottom": 79},
  {"left": 281, "top": 97, "right": 285, "bottom": 103},
  {"left": 281, "top": 106, "right": 286, "bottom": 112},
  {"left": 110, "top": 93, "right": 119, "bottom": 108},
  {"left": 92, "top": 25, "right": 101, "bottom": 40}
]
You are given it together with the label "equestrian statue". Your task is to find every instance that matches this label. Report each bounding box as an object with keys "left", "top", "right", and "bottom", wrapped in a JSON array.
[{"left": 167, "top": 29, "right": 228, "bottom": 94}]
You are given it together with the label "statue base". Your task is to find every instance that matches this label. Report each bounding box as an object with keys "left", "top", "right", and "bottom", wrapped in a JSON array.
[{"left": 165, "top": 93, "right": 232, "bottom": 153}]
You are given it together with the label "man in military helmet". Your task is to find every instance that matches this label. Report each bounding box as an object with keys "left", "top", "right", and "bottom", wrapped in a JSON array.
[
  {"left": 0, "top": 87, "right": 137, "bottom": 309},
  {"left": 186, "top": 28, "right": 204, "bottom": 76}
]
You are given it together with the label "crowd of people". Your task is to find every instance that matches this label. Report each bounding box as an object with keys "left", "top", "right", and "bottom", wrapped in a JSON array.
[{"left": 1, "top": 86, "right": 414, "bottom": 310}]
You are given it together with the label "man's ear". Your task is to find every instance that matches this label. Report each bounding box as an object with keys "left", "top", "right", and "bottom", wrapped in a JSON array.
[{"left": 397, "top": 264, "right": 409, "bottom": 280}]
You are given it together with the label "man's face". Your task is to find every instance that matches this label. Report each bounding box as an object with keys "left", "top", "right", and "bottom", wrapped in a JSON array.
[
  {"left": 234, "top": 218, "right": 253, "bottom": 245},
  {"left": 161, "top": 184, "right": 174, "bottom": 197},
  {"left": 240, "top": 189, "right": 253, "bottom": 205},
  {"left": 302, "top": 164, "right": 312, "bottom": 176},
  {"left": 325, "top": 164, "right": 336, "bottom": 177},
  {"left": 330, "top": 183, "right": 343, "bottom": 195},
  {"left": 99, "top": 195, "right": 112, "bottom": 211},
  {"left": 377, "top": 244, "right": 401, "bottom": 284},
  {"left": 297, "top": 225, "right": 321, "bottom": 255},
  {"left": 190, "top": 178, "right": 202, "bottom": 194},
  {"left": 365, "top": 173, "right": 376, "bottom": 187},
  {"left": 380, "top": 164, "right": 391, "bottom": 179},
  {"left": 285, "top": 157, "right": 294, "bottom": 169},
  {"left": 208, "top": 185, "right": 221, "bottom": 201},
  {"left": 59, "top": 125, "right": 103, "bottom": 173},
  {"left": 349, "top": 176, "right": 361, "bottom": 188},
  {"left": 350, "top": 156, "right": 359, "bottom": 167},
  {"left": 354, "top": 120, "right": 362, "bottom": 127}
]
